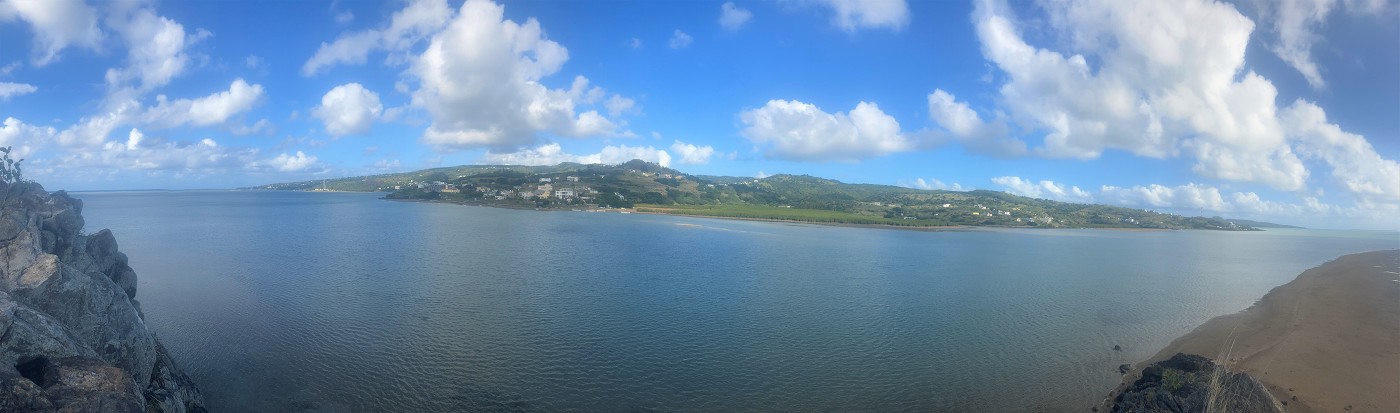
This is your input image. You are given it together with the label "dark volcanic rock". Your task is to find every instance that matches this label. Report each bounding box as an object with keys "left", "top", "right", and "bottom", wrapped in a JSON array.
[
  {"left": 1109, "top": 353, "right": 1283, "bottom": 413},
  {"left": 0, "top": 182, "right": 204, "bottom": 412}
]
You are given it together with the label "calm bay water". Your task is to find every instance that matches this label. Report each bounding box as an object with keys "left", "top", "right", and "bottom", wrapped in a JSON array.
[{"left": 74, "top": 190, "right": 1397, "bottom": 412}]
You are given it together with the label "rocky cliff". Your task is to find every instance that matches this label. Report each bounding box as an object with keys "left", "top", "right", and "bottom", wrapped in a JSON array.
[{"left": 0, "top": 182, "right": 204, "bottom": 412}]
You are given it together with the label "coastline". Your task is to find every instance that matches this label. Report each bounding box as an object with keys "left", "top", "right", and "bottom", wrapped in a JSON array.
[
  {"left": 1104, "top": 250, "right": 1400, "bottom": 412},
  {"left": 378, "top": 196, "right": 1198, "bottom": 233}
]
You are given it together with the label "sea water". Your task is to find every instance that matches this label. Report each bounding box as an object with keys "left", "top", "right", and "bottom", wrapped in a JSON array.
[{"left": 75, "top": 190, "right": 1398, "bottom": 412}]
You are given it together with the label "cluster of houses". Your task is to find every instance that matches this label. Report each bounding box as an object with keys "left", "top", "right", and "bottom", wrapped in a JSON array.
[{"left": 474, "top": 176, "right": 599, "bottom": 202}]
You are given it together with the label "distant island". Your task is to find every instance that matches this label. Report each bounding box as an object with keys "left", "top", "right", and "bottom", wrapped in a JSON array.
[{"left": 253, "top": 160, "right": 1287, "bottom": 231}]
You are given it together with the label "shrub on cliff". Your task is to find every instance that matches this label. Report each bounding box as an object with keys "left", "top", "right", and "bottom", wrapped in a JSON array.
[{"left": 1, "top": 146, "right": 22, "bottom": 184}]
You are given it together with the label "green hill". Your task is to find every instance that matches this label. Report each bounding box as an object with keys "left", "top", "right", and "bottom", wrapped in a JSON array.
[{"left": 251, "top": 160, "right": 1260, "bottom": 231}]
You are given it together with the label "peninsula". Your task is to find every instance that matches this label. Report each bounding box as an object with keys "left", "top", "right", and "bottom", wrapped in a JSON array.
[{"left": 257, "top": 160, "right": 1280, "bottom": 231}]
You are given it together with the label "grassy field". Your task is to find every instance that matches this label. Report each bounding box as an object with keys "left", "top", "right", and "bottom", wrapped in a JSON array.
[{"left": 633, "top": 204, "right": 950, "bottom": 227}]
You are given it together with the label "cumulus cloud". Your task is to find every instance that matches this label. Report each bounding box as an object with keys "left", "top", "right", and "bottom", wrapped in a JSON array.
[
  {"left": 945, "top": 0, "right": 1398, "bottom": 200},
  {"left": 259, "top": 151, "right": 322, "bottom": 172},
  {"left": 46, "top": 130, "right": 253, "bottom": 174},
  {"left": 1099, "top": 183, "right": 1229, "bottom": 212},
  {"left": 0, "top": 117, "right": 56, "bottom": 158},
  {"left": 104, "top": 5, "right": 211, "bottom": 98},
  {"left": 0, "top": 82, "right": 37, "bottom": 100},
  {"left": 901, "top": 178, "right": 966, "bottom": 191},
  {"left": 669, "top": 140, "right": 715, "bottom": 165},
  {"left": 409, "top": 0, "right": 630, "bottom": 152},
  {"left": 313, "top": 83, "right": 383, "bottom": 136},
  {"left": 1260, "top": 0, "right": 1337, "bottom": 89},
  {"left": 481, "top": 142, "right": 672, "bottom": 167},
  {"left": 668, "top": 29, "right": 693, "bottom": 49},
  {"left": 805, "top": 0, "right": 909, "bottom": 32},
  {"left": 301, "top": 0, "right": 452, "bottom": 75},
  {"left": 926, "top": 89, "right": 1025, "bottom": 156},
  {"left": 719, "top": 2, "right": 753, "bottom": 31},
  {"left": 991, "top": 176, "right": 1093, "bottom": 202},
  {"left": 41, "top": 128, "right": 324, "bottom": 178},
  {"left": 739, "top": 99, "right": 914, "bottom": 162},
  {"left": 141, "top": 79, "right": 264, "bottom": 129},
  {"left": 0, "top": 0, "right": 102, "bottom": 66},
  {"left": 1282, "top": 99, "right": 1400, "bottom": 200}
]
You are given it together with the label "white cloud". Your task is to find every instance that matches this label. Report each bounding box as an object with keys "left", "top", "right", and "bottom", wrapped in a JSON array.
[
  {"left": 668, "top": 29, "right": 693, "bottom": 49},
  {"left": 991, "top": 176, "right": 1093, "bottom": 202},
  {"left": 630, "top": 37, "right": 642, "bottom": 50},
  {"left": 410, "top": 0, "right": 627, "bottom": 152},
  {"left": 1099, "top": 183, "right": 1229, "bottom": 212},
  {"left": 669, "top": 140, "right": 715, "bottom": 165},
  {"left": 739, "top": 99, "right": 914, "bottom": 162},
  {"left": 313, "top": 83, "right": 383, "bottom": 136},
  {"left": 0, "top": 82, "right": 37, "bottom": 100},
  {"left": 1282, "top": 99, "right": 1400, "bottom": 201},
  {"left": 52, "top": 131, "right": 260, "bottom": 173},
  {"left": 141, "top": 79, "right": 265, "bottom": 129},
  {"left": 104, "top": 5, "right": 211, "bottom": 98},
  {"left": 1261, "top": 0, "right": 1336, "bottom": 89},
  {"left": 55, "top": 100, "right": 138, "bottom": 149},
  {"left": 926, "top": 89, "right": 1025, "bottom": 156},
  {"left": 953, "top": 0, "right": 1397, "bottom": 200},
  {"left": 0, "top": 0, "right": 102, "bottom": 66},
  {"left": 481, "top": 142, "right": 672, "bottom": 167},
  {"left": 230, "top": 118, "right": 274, "bottom": 136},
  {"left": 605, "top": 94, "right": 637, "bottom": 117},
  {"left": 259, "top": 151, "right": 322, "bottom": 172},
  {"left": 807, "top": 0, "right": 909, "bottom": 32},
  {"left": 0, "top": 117, "right": 56, "bottom": 157},
  {"left": 302, "top": 0, "right": 452, "bottom": 75},
  {"left": 719, "top": 2, "right": 753, "bottom": 31},
  {"left": 901, "top": 178, "right": 966, "bottom": 191}
]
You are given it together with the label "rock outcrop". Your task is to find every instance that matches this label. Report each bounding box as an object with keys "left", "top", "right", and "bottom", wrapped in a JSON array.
[
  {"left": 0, "top": 182, "right": 204, "bottom": 412},
  {"left": 1107, "top": 353, "right": 1283, "bottom": 413}
]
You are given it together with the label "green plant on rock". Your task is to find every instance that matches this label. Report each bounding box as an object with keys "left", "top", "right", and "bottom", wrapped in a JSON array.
[
  {"left": 1162, "top": 369, "right": 1188, "bottom": 392},
  {"left": 1, "top": 146, "right": 24, "bottom": 184}
]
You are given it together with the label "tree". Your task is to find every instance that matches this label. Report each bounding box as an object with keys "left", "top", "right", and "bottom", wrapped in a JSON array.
[{"left": 1, "top": 147, "right": 23, "bottom": 184}]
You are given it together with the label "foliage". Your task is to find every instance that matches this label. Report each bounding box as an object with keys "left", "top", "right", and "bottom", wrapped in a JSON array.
[
  {"left": 1162, "top": 369, "right": 1190, "bottom": 392},
  {"left": 1, "top": 147, "right": 23, "bottom": 184}
]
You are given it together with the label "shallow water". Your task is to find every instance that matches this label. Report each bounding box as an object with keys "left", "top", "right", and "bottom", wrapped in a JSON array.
[{"left": 75, "top": 190, "right": 1398, "bottom": 412}]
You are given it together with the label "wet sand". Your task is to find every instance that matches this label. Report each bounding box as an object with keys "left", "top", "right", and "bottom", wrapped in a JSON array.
[{"left": 1109, "top": 250, "right": 1400, "bottom": 412}]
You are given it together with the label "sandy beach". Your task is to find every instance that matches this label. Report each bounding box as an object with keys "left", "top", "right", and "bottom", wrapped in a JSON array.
[{"left": 1108, "top": 250, "right": 1400, "bottom": 412}]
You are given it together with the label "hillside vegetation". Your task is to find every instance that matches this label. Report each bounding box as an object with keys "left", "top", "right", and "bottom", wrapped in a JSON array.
[{"left": 253, "top": 160, "right": 1261, "bottom": 230}]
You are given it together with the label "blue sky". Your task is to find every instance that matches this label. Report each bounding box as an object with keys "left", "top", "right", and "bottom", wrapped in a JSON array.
[{"left": 0, "top": 0, "right": 1396, "bottom": 229}]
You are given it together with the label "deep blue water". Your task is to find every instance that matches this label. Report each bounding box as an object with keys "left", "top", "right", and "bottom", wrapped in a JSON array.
[{"left": 73, "top": 190, "right": 1398, "bottom": 412}]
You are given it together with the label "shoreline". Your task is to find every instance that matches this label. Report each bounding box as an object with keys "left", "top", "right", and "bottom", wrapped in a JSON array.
[
  {"left": 1103, "top": 250, "right": 1400, "bottom": 412},
  {"left": 379, "top": 196, "right": 1198, "bottom": 233}
]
